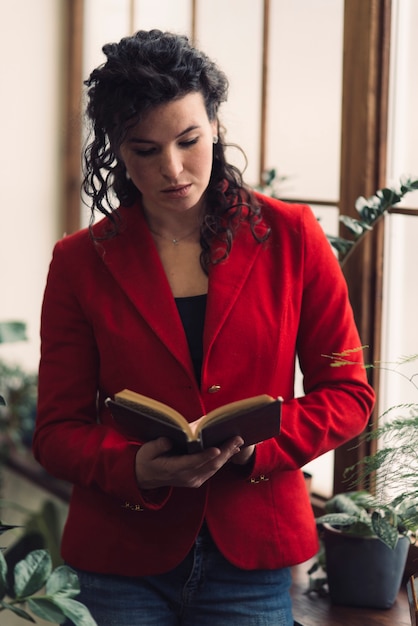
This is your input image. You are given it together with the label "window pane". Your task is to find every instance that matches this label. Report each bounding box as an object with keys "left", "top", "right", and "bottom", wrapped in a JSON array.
[
  {"left": 266, "top": 0, "right": 344, "bottom": 202},
  {"left": 381, "top": 1, "right": 418, "bottom": 495},
  {"left": 387, "top": 0, "right": 418, "bottom": 206},
  {"left": 195, "top": 0, "right": 264, "bottom": 184},
  {"left": 132, "top": 0, "right": 191, "bottom": 34}
]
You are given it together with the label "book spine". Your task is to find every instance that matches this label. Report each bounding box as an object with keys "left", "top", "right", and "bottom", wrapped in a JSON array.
[{"left": 186, "top": 439, "right": 204, "bottom": 454}]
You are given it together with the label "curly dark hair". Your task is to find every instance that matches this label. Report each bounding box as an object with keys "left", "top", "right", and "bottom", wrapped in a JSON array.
[{"left": 82, "top": 29, "right": 269, "bottom": 270}]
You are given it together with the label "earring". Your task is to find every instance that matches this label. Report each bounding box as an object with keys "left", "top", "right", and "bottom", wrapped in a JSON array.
[
  {"left": 126, "top": 170, "right": 131, "bottom": 180},
  {"left": 213, "top": 135, "right": 219, "bottom": 144}
]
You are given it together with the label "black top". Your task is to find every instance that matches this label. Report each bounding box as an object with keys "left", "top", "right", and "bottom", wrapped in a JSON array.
[{"left": 175, "top": 294, "right": 207, "bottom": 384}]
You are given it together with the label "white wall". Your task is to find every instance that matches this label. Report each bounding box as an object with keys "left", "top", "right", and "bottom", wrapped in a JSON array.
[
  {"left": 0, "top": 0, "right": 63, "bottom": 371},
  {"left": 267, "top": 0, "right": 344, "bottom": 201}
]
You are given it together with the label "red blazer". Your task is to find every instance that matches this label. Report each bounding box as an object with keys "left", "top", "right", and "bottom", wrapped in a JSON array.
[{"left": 33, "top": 194, "right": 375, "bottom": 576}]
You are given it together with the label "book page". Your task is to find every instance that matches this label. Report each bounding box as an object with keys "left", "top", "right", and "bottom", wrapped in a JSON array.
[
  {"left": 114, "top": 389, "right": 189, "bottom": 429},
  {"left": 199, "top": 394, "right": 275, "bottom": 429}
]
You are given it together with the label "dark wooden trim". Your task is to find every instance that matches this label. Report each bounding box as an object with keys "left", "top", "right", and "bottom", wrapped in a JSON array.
[
  {"left": 334, "top": 0, "right": 392, "bottom": 494},
  {"left": 280, "top": 198, "right": 338, "bottom": 208},
  {"left": 191, "top": 0, "right": 197, "bottom": 43},
  {"left": 129, "top": 0, "right": 135, "bottom": 34},
  {"left": 62, "top": 0, "right": 84, "bottom": 236},
  {"left": 389, "top": 207, "right": 418, "bottom": 217},
  {"left": 259, "top": 0, "right": 270, "bottom": 183}
]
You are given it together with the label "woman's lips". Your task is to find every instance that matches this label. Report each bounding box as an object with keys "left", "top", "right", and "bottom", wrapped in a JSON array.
[{"left": 161, "top": 184, "right": 191, "bottom": 198}]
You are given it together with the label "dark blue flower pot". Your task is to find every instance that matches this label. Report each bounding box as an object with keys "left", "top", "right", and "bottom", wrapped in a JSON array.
[{"left": 323, "top": 524, "right": 410, "bottom": 609}]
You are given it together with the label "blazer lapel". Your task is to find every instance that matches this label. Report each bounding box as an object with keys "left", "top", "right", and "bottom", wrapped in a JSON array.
[
  {"left": 94, "top": 206, "right": 193, "bottom": 373},
  {"left": 205, "top": 223, "right": 263, "bottom": 353}
]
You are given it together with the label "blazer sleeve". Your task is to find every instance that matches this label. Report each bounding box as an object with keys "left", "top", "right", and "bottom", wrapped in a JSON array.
[
  {"left": 249, "top": 203, "right": 375, "bottom": 478},
  {"left": 32, "top": 237, "right": 171, "bottom": 510}
]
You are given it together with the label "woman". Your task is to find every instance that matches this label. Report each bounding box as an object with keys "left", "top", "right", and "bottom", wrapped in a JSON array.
[{"left": 33, "top": 30, "right": 375, "bottom": 625}]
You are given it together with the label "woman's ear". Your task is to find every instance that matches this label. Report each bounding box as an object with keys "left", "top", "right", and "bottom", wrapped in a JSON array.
[{"left": 211, "top": 118, "right": 219, "bottom": 139}]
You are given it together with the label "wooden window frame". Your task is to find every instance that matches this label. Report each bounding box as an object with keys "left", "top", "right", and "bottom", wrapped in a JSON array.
[
  {"left": 333, "top": 0, "right": 392, "bottom": 493},
  {"left": 62, "top": 0, "right": 84, "bottom": 236}
]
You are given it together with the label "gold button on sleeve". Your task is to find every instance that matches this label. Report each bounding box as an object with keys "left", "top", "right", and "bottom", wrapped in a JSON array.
[
  {"left": 208, "top": 384, "right": 221, "bottom": 393},
  {"left": 122, "top": 501, "right": 144, "bottom": 511}
]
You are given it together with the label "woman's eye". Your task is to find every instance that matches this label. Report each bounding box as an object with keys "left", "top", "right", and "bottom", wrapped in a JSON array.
[
  {"left": 132, "top": 137, "right": 198, "bottom": 156},
  {"left": 180, "top": 137, "right": 199, "bottom": 148},
  {"left": 134, "top": 148, "right": 155, "bottom": 157}
]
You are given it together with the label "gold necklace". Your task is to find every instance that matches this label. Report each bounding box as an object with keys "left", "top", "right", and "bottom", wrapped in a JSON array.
[{"left": 149, "top": 226, "right": 200, "bottom": 246}]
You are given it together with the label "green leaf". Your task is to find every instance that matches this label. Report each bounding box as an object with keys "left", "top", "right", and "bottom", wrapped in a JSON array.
[
  {"left": 28, "top": 596, "right": 66, "bottom": 623},
  {"left": 307, "top": 575, "right": 328, "bottom": 596},
  {"left": 406, "top": 178, "right": 418, "bottom": 190},
  {"left": 316, "top": 512, "right": 360, "bottom": 527},
  {"left": 325, "top": 492, "right": 364, "bottom": 515},
  {"left": 30, "top": 596, "right": 98, "bottom": 626},
  {"left": 327, "top": 235, "right": 355, "bottom": 255},
  {"left": 0, "top": 599, "right": 36, "bottom": 622},
  {"left": 262, "top": 168, "right": 277, "bottom": 185},
  {"left": 56, "top": 597, "right": 98, "bottom": 626},
  {"left": 0, "top": 551, "right": 8, "bottom": 599},
  {"left": 45, "top": 565, "right": 80, "bottom": 598},
  {"left": 339, "top": 215, "right": 372, "bottom": 236},
  {"left": 371, "top": 512, "right": 399, "bottom": 549},
  {"left": 14, "top": 550, "right": 52, "bottom": 598},
  {"left": 0, "top": 321, "right": 27, "bottom": 344},
  {"left": 377, "top": 187, "right": 401, "bottom": 205},
  {"left": 358, "top": 204, "right": 382, "bottom": 222}
]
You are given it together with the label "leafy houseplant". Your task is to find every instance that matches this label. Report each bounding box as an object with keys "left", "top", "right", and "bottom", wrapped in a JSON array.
[
  {"left": 308, "top": 354, "right": 418, "bottom": 608},
  {"left": 344, "top": 355, "right": 418, "bottom": 523},
  {"left": 0, "top": 521, "right": 97, "bottom": 624},
  {"left": 258, "top": 170, "right": 418, "bottom": 266},
  {"left": 316, "top": 490, "right": 418, "bottom": 550},
  {"left": 0, "top": 322, "right": 96, "bottom": 624},
  {"left": 310, "top": 491, "right": 415, "bottom": 609},
  {"left": 344, "top": 354, "right": 418, "bottom": 589}
]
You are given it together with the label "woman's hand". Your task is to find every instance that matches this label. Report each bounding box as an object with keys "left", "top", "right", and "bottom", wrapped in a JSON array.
[
  {"left": 135, "top": 436, "right": 246, "bottom": 489},
  {"left": 229, "top": 444, "right": 255, "bottom": 465}
]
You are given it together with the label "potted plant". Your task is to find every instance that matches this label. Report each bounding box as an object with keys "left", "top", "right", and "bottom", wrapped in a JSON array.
[
  {"left": 345, "top": 353, "right": 418, "bottom": 581},
  {"left": 312, "top": 490, "right": 416, "bottom": 608},
  {"left": 308, "top": 352, "right": 418, "bottom": 609}
]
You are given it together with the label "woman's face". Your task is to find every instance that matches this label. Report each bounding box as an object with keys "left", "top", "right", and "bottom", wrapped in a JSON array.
[{"left": 120, "top": 91, "right": 217, "bottom": 220}]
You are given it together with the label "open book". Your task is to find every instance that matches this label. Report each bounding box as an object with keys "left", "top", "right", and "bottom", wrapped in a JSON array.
[{"left": 105, "top": 389, "right": 283, "bottom": 453}]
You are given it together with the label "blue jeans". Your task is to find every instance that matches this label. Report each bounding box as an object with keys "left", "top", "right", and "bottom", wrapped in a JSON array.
[{"left": 65, "top": 524, "right": 294, "bottom": 625}]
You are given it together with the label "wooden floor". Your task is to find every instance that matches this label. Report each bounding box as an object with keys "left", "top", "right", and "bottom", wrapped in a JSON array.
[{"left": 291, "top": 559, "right": 411, "bottom": 626}]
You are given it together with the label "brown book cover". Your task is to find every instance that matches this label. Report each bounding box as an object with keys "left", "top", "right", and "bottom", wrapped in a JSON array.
[{"left": 105, "top": 390, "right": 282, "bottom": 453}]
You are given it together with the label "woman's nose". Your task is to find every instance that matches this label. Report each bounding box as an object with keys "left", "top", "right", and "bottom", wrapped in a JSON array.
[{"left": 160, "top": 148, "right": 183, "bottom": 181}]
